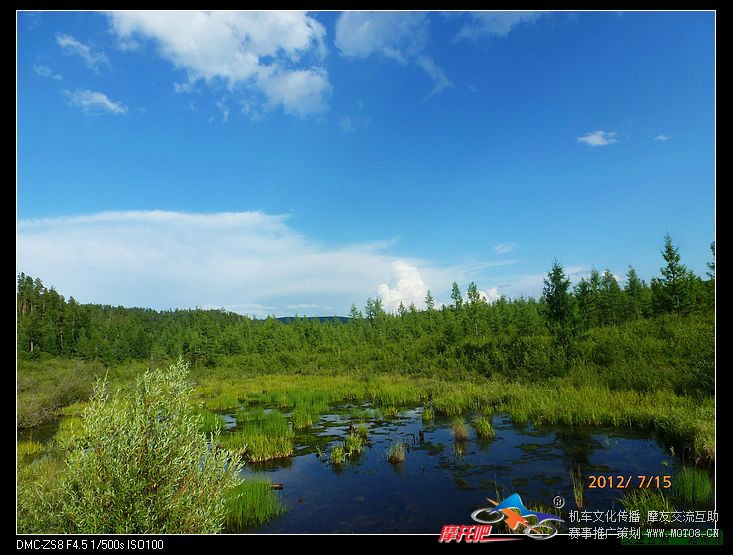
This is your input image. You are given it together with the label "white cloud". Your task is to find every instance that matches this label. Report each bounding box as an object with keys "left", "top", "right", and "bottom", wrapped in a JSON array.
[
  {"left": 577, "top": 130, "right": 618, "bottom": 147},
  {"left": 416, "top": 55, "right": 454, "bottom": 101},
  {"left": 654, "top": 134, "right": 673, "bottom": 141},
  {"left": 56, "top": 33, "right": 109, "bottom": 71},
  {"left": 17, "top": 210, "right": 470, "bottom": 318},
  {"left": 216, "top": 98, "right": 230, "bottom": 122},
  {"left": 456, "top": 11, "right": 545, "bottom": 40},
  {"left": 338, "top": 115, "right": 370, "bottom": 133},
  {"left": 107, "top": 11, "right": 329, "bottom": 118},
  {"left": 377, "top": 261, "right": 430, "bottom": 312},
  {"left": 335, "top": 12, "right": 451, "bottom": 101},
  {"left": 63, "top": 89, "right": 128, "bottom": 115},
  {"left": 478, "top": 287, "right": 500, "bottom": 304},
  {"left": 493, "top": 242, "right": 516, "bottom": 254},
  {"left": 33, "top": 64, "right": 62, "bottom": 80}
]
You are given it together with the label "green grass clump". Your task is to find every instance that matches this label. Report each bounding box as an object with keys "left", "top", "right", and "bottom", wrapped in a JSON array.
[
  {"left": 199, "top": 410, "right": 224, "bottom": 434},
  {"left": 204, "top": 391, "right": 241, "bottom": 411},
  {"left": 620, "top": 489, "right": 675, "bottom": 526},
  {"left": 672, "top": 467, "right": 713, "bottom": 504},
  {"left": 17, "top": 440, "right": 44, "bottom": 456},
  {"left": 224, "top": 479, "right": 284, "bottom": 532},
  {"left": 219, "top": 411, "right": 294, "bottom": 462},
  {"left": 473, "top": 416, "right": 495, "bottom": 439},
  {"left": 383, "top": 406, "right": 399, "bottom": 419},
  {"left": 54, "top": 417, "right": 85, "bottom": 447},
  {"left": 452, "top": 418, "right": 469, "bottom": 441},
  {"left": 355, "top": 422, "right": 369, "bottom": 439},
  {"left": 422, "top": 407, "right": 434, "bottom": 422},
  {"left": 330, "top": 445, "right": 346, "bottom": 465},
  {"left": 343, "top": 433, "right": 364, "bottom": 456},
  {"left": 570, "top": 466, "right": 584, "bottom": 508},
  {"left": 387, "top": 442, "right": 406, "bottom": 464}
]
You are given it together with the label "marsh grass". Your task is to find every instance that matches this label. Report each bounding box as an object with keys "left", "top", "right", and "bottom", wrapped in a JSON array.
[
  {"left": 672, "top": 467, "right": 713, "bottom": 504},
  {"left": 452, "top": 418, "right": 469, "bottom": 441},
  {"left": 422, "top": 407, "right": 434, "bottom": 422},
  {"left": 387, "top": 442, "right": 405, "bottom": 464},
  {"left": 199, "top": 410, "right": 224, "bottom": 434},
  {"left": 220, "top": 410, "right": 294, "bottom": 462},
  {"left": 473, "top": 416, "right": 495, "bottom": 439},
  {"left": 343, "top": 433, "right": 365, "bottom": 457},
  {"left": 17, "top": 439, "right": 44, "bottom": 456},
  {"left": 570, "top": 466, "right": 584, "bottom": 508},
  {"left": 224, "top": 479, "right": 284, "bottom": 532},
  {"left": 620, "top": 489, "right": 674, "bottom": 526},
  {"left": 383, "top": 406, "right": 399, "bottom": 419},
  {"left": 330, "top": 444, "right": 346, "bottom": 465},
  {"left": 355, "top": 422, "right": 369, "bottom": 439}
]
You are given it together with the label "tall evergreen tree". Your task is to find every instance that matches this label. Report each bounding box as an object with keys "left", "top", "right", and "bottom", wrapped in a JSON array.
[
  {"left": 450, "top": 282, "right": 463, "bottom": 311},
  {"left": 657, "top": 233, "right": 692, "bottom": 316},
  {"left": 424, "top": 289, "right": 435, "bottom": 311},
  {"left": 542, "top": 259, "right": 574, "bottom": 342}
]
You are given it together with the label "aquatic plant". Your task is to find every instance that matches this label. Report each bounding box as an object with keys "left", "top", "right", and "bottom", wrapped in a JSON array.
[
  {"left": 422, "top": 407, "right": 434, "bottom": 422},
  {"left": 199, "top": 409, "right": 224, "bottom": 434},
  {"left": 387, "top": 442, "right": 405, "bottom": 464},
  {"left": 355, "top": 422, "right": 369, "bottom": 439},
  {"left": 383, "top": 406, "right": 399, "bottom": 419},
  {"left": 473, "top": 416, "right": 495, "bottom": 439},
  {"left": 620, "top": 489, "right": 674, "bottom": 526},
  {"left": 570, "top": 466, "right": 584, "bottom": 508},
  {"left": 672, "top": 467, "right": 713, "bottom": 504},
  {"left": 452, "top": 418, "right": 469, "bottom": 441},
  {"left": 330, "top": 444, "right": 346, "bottom": 465},
  {"left": 343, "top": 433, "right": 364, "bottom": 456},
  {"left": 224, "top": 479, "right": 284, "bottom": 531}
]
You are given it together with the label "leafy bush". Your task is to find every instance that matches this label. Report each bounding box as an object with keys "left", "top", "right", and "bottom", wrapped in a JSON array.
[{"left": 61, "top": 358, "right": 242, "bottom": 533}]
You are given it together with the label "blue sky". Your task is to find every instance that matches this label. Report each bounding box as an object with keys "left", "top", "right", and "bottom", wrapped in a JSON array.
[{"left": 17, "top": 11, "right": 715, "bottom": 316}]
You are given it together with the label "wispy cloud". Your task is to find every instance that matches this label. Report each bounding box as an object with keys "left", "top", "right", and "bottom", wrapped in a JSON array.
[
  {"left": 577, "top": 130, "right": 618, "bottom": 147},
  {"left": 63, "top": 89, "right": 127, "bottom": 115},
  {"left": 56, "top": 33, "right": 109, "bottom": 71},
  {"left": 338, "top": 115, "right": 370, "bottom": 133},
  {"left": 455, "top": 11, "right": 546, "bottom": 41},
  {"left": 335, "top": 12, "right": 452, "bottom": 101},
  {"left": 653, "top": 134, "right": 673, "bottom": 141},
  {"left": 18, "top": 210, "right": 486, "bottom": 318},
  {"left": 33, "top": 64, "right": 62, "bottom": 80},
  {"left": 493, "top": 242, "right": 516, "bottom": 255},
  {"left": 107, "top": 11, "right": 330, "bottom": 119}
]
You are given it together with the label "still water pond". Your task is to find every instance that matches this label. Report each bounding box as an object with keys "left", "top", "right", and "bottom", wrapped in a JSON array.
[{"left": 222, "top": 404, "right": 705, "bottom": 533}]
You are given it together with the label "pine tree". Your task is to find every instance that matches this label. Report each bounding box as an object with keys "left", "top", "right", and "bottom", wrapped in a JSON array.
[
  {"left": 424, "top": 289, "right": 435, "bottom": 311},
  {"left": 450, "top": 282, "right": 463, "bottom": 311},
  {"left": 624, "top": 266, "right": 644, "bottom": 320},
  {"left": 658, "top": 233, "right": 692, "bottom": 316},
  {"left": 542, "top": 259, "right": 574, "bottom": 342}
]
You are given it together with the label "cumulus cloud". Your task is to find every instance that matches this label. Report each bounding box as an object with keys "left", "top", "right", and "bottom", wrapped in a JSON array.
[
  {"left": 577, "top": 130, "right": 618, "bottom": 147},
  {"left": 493, "top": 242, "right": 516, "bottom": 254},
  {"left": 56, "top": 33, "right": 109, "bottom": 71},
  {"left": 335, "top": 12, "right": 452, "bottom": 100},
  {"left": 63, "top": 89, "right": 128, "bottom": 115},
  {"left": 455, "top": 11, "right": 545, "bottom": 40},
  {"left": 33, "top": 64, "right": 62, "bottom": 80},
  {"left": 377, "top": 261, "right": 430, "bottom": 312},
  {"left": 654, "top": 134, "right": 673, "bottom": 141},
  {"left": 18, "top": 210, "right": 470, "bottom": 318},
  {"left": 106, "top": 11, "right": 330, "bottom": 118}
]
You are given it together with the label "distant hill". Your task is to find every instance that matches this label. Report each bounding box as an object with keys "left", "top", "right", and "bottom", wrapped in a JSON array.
[{"left": 277, "top": 316, "right": 350, "bottom": 324}]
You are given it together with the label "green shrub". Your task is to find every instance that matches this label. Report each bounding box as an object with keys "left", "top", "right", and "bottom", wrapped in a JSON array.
[{"left": 61, "top": 358, "right": 242, "bottom": 533}]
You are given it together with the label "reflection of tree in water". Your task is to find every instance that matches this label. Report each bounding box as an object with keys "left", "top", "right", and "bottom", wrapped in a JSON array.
[{"left": 554, "top": 428, "right": 604, "bottom": 470}]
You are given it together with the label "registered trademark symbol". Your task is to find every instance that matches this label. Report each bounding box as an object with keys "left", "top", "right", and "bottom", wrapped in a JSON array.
[{"left": 552, "top": 495, "right": 564, "bottom": 509}]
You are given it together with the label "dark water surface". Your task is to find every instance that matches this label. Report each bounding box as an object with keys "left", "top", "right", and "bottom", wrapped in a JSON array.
[{"left": 225, "top": 404, "right": 707, "bottom": 533}]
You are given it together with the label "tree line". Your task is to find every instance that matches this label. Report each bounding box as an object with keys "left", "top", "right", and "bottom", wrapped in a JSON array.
[{"left": 17, "top": 234, "right": 714, "bottom": 370}]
